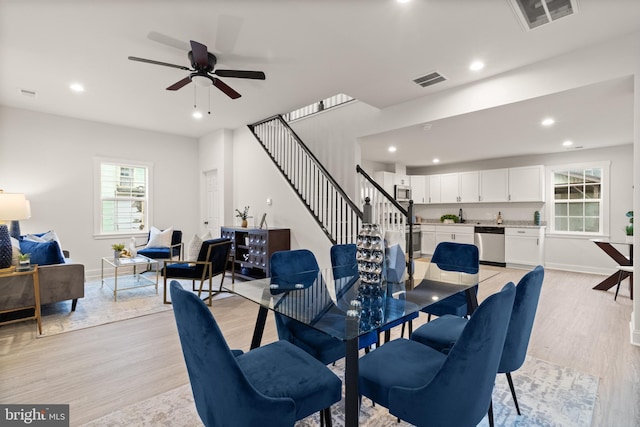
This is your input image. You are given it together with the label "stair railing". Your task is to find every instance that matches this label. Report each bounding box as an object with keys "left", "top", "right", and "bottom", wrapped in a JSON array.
[{"left": 248, "top": 115, "right": 363, "bottom": 245}]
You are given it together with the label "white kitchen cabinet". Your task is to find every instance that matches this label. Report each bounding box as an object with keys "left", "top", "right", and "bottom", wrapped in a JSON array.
[
  {"left": 428, "top": 174, "right": 441, "bottom": 203},
  {"left": 435, "top": 225, "right": 475, "bottom": 246},
  {"left": 420, "top": 225, "right": 436, "bottom": 255},
  {"left": 373, "top": 171, "right": 395, "bottom": 196},
  {"left": 432, "top": 172, "right": 479, "bottom": 203},
  {"left": 505, "top": 227, "right": 545, "bottom": 267},
  {"left": 439, "top": 173, "right": 459, "bottom": 203},
  {"left": 394, "top": 174, "right": 410, "bottom": 187},
  {"left": 479, "top": 169, "right": 509, "bottom": 202},
  {"left": 410, "top": 175, "right": 427, "bottom": 203},
  {"left": 508, "top": 165, "right": 545, "bottom": 202},
  {"left": 459, "top": 171, "right": 479, "bottom": 203}
]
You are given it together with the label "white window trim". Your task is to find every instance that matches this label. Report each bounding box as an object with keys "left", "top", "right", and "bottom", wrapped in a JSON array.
[
  {"left": 93, "top": 157, "right": 154, "bottom": 239},
  {"left": 545, "top": 161, "right": 610, "bottom": 237}
]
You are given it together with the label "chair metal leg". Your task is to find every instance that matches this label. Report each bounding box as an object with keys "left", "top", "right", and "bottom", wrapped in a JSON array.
[
  {"left": 505, "top": 372, "right": 521, "bottom": 415},
  {"left": 319, "top": 409, "right": 324, "bottom": 427},
  {"left": 488, "top": 400, "right": 495, "bottom": 427}
]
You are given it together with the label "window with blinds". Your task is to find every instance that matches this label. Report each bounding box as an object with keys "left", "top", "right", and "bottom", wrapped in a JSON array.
[{"left": 99, "top": 161, "right": 149, "bottom": 234}]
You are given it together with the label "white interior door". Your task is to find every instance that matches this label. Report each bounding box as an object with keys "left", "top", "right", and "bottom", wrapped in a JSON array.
[{"left": 204, "top": 170, "right": 220, "bottom": 237}]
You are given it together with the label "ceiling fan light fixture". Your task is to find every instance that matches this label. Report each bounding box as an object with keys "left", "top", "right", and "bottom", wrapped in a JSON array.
[{"left": 192, "top": 74, "right": 213, "bottom": 87}]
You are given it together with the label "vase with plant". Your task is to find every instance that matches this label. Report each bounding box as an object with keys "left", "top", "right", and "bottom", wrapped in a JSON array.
[
  {"left": 236, "top": 206, "right": 250, "bottom": 228},
  {"left": 17, "top": 253, "right": 31, "bottom": 271},
  {"left": 625, "top": 211, "right": 633, "bottom": 242},
  {"left": 440, "top": 214, "right": 459, "bottom": 224},
  {"left": 112, "top": 243, "right": 125, "bottom": 259}
]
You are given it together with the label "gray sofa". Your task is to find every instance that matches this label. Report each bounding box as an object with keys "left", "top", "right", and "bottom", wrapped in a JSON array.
[{"left": 0, "top": 254, "right": 85, "bottom": 312}]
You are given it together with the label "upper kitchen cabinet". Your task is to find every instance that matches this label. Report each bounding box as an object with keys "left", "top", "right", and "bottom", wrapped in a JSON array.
[
  {"left": 394, "top": 174, "right": 410, "bottom": 187},
  {"left": 373, "top": 171, "right": 396, "bottom": 196},
  {"left": 438, "top": 171, "right": 479, "bottom": 203},
  {"left": 508, "top": 165, "right": 545, "bottom": 202},
  {"left": 479, "top": 169, "right": 509, "bottom": 203},
  {"left": 410, "top": 175, "right": 427, "bottom": 203}
]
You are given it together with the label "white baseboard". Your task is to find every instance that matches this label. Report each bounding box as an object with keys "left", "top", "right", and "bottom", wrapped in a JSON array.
[{"left": 544, "top": 262, "right": 613, "bottom": 276}]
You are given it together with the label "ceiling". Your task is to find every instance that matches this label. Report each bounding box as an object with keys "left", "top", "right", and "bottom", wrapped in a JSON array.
[{"left": 1, "top": 0, "right": 639, "bottom": 167}]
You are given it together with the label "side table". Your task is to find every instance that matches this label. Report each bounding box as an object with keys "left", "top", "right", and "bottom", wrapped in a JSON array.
[{"left": 0, "top": 265, "right": 42, "bottom": 334}]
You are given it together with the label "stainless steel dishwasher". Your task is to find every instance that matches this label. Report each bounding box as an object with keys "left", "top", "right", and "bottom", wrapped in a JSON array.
[{"left": 474, "top": 226, "right": 505, "bottom": 267}]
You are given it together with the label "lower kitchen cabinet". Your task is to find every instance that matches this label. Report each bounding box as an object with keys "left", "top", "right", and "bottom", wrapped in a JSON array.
[
  {"left": 420, "top": 225, "right": 436, "bottom": 256},
  {"left": 505, "top": 227, "right": 545, "bottom": 267},
  {"left": 435, "top": 225, "right": 475, "bottom": 246}
]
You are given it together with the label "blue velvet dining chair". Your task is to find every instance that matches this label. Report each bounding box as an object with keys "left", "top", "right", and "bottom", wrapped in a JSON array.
[
  {"left": 358, "top": 282, "right": 516, "bottom": 427},
  {"left": 411, "top": 265, "right": 545, "bottom": 416},
  {"left": 169, "top": 281, "right": 342, "bottom": 427},
  {"left": 421, "top": 241, "right": 480, "bottom": 320},
  {"left": 271, "top": 249, "right": 376, "bottom": 364},
  {"left": 330, "top": 243, "right": 418, "bottom": 344}
]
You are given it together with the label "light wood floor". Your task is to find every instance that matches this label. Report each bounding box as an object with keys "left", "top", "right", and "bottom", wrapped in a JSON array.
[{"left": 0, "top": 267, "right": 639, "bottom": 426}]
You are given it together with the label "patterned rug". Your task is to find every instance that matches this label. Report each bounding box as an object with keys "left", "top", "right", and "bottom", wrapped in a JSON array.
[
  {"left": 80, "top": 355, "right": 598, "bottom": 427},
  {"left": 36, "top": 275, "right": 234, "bottom": 337}
]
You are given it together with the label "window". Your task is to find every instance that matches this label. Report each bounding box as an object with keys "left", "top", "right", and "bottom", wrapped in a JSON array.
[
  {"left": 551, "top": 163, "right": 608, "bottom": 235},
  {"left": 95, "top": 158, "right": 152, "bottom": 235}
]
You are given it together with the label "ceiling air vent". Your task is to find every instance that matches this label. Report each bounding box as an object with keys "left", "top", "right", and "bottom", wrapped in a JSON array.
[
  {"left": 508, "top": 0, "right": 579, "bottom": 31},
  {"left": 413, "top": 72, "right": 447, "bottom": 88}
]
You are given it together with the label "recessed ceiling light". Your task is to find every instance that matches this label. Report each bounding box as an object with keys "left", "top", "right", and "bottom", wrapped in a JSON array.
[
  {"left": 388, "top": 146, "right": 397, "bottom": 153},
  {"left": 69, "top": 83, "right": 85, "bottom": 93},
  {"left": 541, "top": 118, "right": 555, "bottom": 126},
  {"left": 397, "top": 0, "right": 411, "bottom": 3},
  {"left": 469, "top": 61, "right": 485, "bottom": 71},
  {"left": 192, "top": 111, "right": 203, "bottom": 119},
  {"left": 562, "top": 140, "right": 573, "bottom": 147},
  {"left": 432, "top": 158, "right": 440, "bottom": 164}
]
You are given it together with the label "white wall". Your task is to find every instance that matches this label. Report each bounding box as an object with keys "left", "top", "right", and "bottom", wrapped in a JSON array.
[
  {"left": 0, "top": 106, "right": 200, "bottom": 278},
  {"left": 289, "top": 101, "right": 379, "bottom": 199}
]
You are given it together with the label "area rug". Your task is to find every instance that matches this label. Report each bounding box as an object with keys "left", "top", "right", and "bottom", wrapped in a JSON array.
[
  {"left": 80, "top": 355, "right": 598, "bottom": 427},
  {"left": 36, "top": 275, "right": 234, "bottom": 337}
]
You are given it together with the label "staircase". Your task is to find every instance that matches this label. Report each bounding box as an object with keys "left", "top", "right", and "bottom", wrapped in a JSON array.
[{"left": 248, "top": 115, "right": 415, "bottom": 274}]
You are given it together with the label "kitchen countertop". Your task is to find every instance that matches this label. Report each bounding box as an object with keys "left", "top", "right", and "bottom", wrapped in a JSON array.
[{"left": 416, "top": 220, "right": 546, "bottom": 229}]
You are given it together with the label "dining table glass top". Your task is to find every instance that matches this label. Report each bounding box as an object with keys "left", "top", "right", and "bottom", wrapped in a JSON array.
[{"left": 224, "top": 260, "right": 479, "bottom": 342}]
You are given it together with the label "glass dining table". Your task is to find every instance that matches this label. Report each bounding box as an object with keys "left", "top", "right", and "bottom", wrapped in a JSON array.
[{"left": 224, "top": 260, "right": 479, "bottom": 427}]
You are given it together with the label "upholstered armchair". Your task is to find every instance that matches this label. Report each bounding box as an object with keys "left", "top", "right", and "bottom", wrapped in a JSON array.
[
  {"left": 137, "top": 228, "right": 183, "bottom": 261},
  {"left": 163, "top": 238, "right": 231, "bottom": 305}
]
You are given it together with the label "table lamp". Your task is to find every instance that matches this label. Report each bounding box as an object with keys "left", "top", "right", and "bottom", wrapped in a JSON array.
[
  {"left": 0, "top": 192, "right": 31, "bottom": 268},
  {"left": 0, "top": 192, "right": 31, "bottom": 238}
]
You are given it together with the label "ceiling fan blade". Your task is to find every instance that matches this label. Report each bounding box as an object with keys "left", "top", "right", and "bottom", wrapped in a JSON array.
[
  {"left": 214, "top": 69, "right": 266, "bottom": 80},
  {"left": 166, "top": 77, "right": 192, "bottom": 91},
  {"left": 128, "top": 56, "right": 190, "bottom": 71},
  {"left": 213, "top": 78, "right": 241, "bottom": 99},
  {"left": 147, "top": 31, "right": 191, "bottom": 51},
  {"left": 190, "top": 40, "right": 210, "bottom": 68}
]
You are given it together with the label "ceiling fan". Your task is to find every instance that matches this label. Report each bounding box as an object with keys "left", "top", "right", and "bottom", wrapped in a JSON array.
[{"left": 128, "top": 39, "right": 265, "bottom": 99}]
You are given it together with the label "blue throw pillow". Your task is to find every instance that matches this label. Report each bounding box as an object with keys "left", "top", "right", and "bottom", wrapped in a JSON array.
[{"left": 18, "top": 239, "right": 65, "bottom": 266}]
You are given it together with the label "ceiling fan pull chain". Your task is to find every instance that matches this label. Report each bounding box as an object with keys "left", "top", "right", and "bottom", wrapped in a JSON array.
[
  {"left": 208, "top": 86, "right": 211, "bottom": 115},
  {"left": 193, "top": 84, "right": 197, "bottom": 109}
]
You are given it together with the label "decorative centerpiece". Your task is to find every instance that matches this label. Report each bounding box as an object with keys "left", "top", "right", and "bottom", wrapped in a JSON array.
[
  {"left": 440, "top": 214, "right": 459, "bottom": 224},
  {"left": 625, "top": 211, "right": 633, "bottom": 243},
  {"left": 112, "top": 243, "right": 125, "bottom": 259},
  {"left": 235, "top": 206, "right": 250, "bottom": 228},
  {"left": 17, "top": 253, "right": 31, "bottom": 271},
  {"left": 355, "top": 223, "right": 386, "bottom": 330}
]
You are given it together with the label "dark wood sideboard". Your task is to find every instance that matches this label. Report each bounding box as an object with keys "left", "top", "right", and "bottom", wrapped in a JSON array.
[{"left": 221, "top": 227, "right": 291, "bottom": 280}]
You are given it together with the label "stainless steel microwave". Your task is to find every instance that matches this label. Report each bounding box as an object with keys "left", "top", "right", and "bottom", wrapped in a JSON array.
[{"left": 394, "top": 185, "right": 411, "bottom": 202}]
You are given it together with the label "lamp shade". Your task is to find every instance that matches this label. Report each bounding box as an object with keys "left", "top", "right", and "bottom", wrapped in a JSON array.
[{"left": 0, "top": 193, "right": 30, "bottom": 220}]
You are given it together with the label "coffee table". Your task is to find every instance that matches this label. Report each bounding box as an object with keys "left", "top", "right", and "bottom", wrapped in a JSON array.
[{"left": 101, "top": 255, "right": 159, "bottom": 301}]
